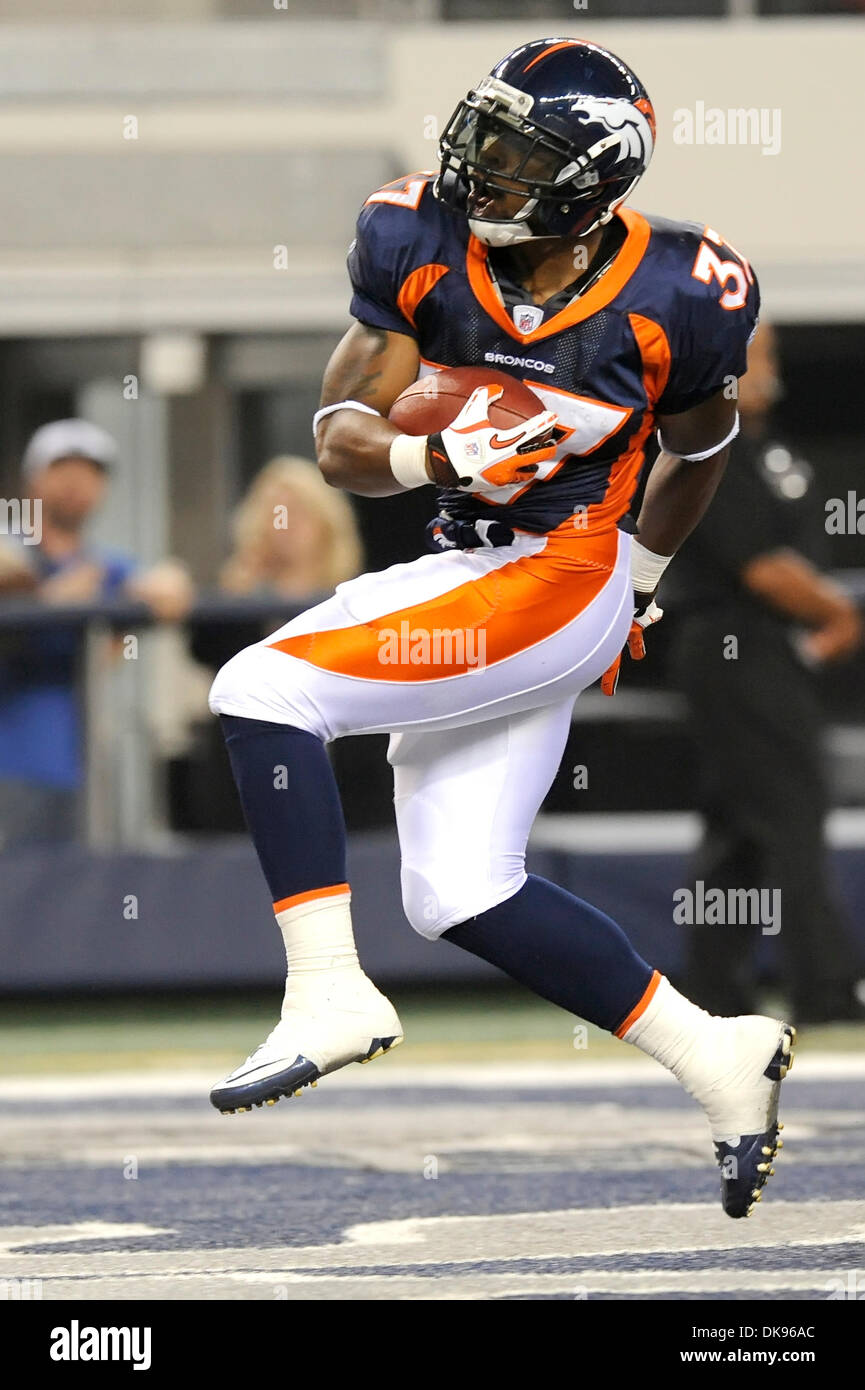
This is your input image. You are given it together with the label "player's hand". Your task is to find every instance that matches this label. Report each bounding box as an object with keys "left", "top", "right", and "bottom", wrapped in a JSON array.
[
  {"left": 600, "top": 593, "right": 664, "bottom": 696},
  {"left": 426, "top": 385, "right": 558, "bottom": 494}
]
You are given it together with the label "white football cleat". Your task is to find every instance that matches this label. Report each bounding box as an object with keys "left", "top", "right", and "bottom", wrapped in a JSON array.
[
  {"left": 680, "top": 1014, "right": 795, "bottom": 1218},
  {"left": 210, "top": 974, "right": 403, "bottom": 1114}
]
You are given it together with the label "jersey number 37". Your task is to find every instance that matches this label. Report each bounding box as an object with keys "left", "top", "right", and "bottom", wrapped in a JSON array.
[{"left": 691, "top": 226, "right": 754, "bottom": 310}]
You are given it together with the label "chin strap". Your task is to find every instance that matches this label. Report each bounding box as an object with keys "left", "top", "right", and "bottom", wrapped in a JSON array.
[
  {"left": 468, "top": 201, "right": 613, "bottom": 249},
  {"left": 468, "top": 215, "right": 538, "bottom": 248}
]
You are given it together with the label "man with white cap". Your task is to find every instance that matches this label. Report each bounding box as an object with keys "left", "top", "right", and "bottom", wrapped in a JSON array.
[{"left": 0, "top": 419, "right": 193, "bottom": 843}]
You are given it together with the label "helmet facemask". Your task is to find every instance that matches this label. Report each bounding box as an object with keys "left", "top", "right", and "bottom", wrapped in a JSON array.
[{"left": 435, "top": 75, "right": 648, "bottom": 247}]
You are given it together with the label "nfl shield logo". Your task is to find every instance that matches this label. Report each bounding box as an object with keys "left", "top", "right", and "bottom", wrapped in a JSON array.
[{"left": 514, "top": 304, "right": 544, "bottom": 333}]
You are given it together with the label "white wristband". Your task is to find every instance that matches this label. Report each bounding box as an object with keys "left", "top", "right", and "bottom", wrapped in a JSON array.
[
  {"left": 389, "top": 432, "right": 431, "bottom": 490},
  {"left": 312, "top": 399, "right": 381, "bottom": 434},
  {"left": 631, "top": 538, "right": 673, "bottom": 594}
]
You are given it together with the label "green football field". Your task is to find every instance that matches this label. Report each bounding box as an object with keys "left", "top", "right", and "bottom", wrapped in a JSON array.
[{"left": 3, "top": 986, "right": 864, "bottom": 1077}]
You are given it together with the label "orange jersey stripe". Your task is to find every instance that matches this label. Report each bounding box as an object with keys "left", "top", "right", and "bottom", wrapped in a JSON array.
[
  {"left": 268, "top": 527, "right": 620, "bottom": 681},
  {"left": 580, "top": 316, "right": 670, "bottom": 532},
  {"left": 581, "top": 413, "right": 654, "bottom": 534},
  {"left": 397, "top": 263, "right": 450, "bottom": 329},
  {"left": 627, "top": 313, "right": 672, "bottom": 408},
  {"left": 273, "top": 883, "right": 350, "bottom": 915},
  {"left": 614, "top": 968, "right": 662, "bottom": 1039}
]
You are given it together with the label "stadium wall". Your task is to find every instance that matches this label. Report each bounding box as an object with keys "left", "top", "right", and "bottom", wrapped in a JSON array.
[
  {"left": 3, "top": 835, "right": 864, "bottom": 993},
  {"left": 0, "top": 19, "right": 861, "bottom": 330}
]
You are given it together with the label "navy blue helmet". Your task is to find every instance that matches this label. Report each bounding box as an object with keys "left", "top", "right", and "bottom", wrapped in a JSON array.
[{"left": 435, "top": 37, "right": 655, "bottom": 247}]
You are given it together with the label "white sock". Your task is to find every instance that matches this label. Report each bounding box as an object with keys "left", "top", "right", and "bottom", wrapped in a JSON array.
[
  {"left": 620, "top": 973, "right": 715, "bottom": 1086},
  {"left": 274, "top": 887, "right": 371, "bottom": 1015},
  {"left": 620, "top": 974, "right": 784, "bottom": 1139}
]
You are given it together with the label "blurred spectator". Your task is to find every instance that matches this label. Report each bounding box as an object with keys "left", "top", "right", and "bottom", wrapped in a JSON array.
[
  {"left": 669, "top": 323, "right": 865, "bottom": 1023},
  {"left": 0, "top": 419, "right": 194, "bottom": 845},
  {"left": 219, "top": 455, "right": 362, "bottom": 599},
  {"left": 192, "top": 455, "right": 363, "bottom": 678},
  {"left": 180, "top": 455, "right": 386, "bottom": 830}
]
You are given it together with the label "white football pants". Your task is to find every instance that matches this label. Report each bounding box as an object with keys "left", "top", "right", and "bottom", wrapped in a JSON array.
[{"left": 210, "top": 524, "right": 633, "bottom": 937}]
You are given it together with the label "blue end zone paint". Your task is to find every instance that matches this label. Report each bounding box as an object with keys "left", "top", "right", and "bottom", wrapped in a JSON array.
[
  {"left": 4, "top": 1072, "right": 863, "bottom": 1298},
  {"left": 6, "top": 1154, "right": 865, "bottom": 1256}
]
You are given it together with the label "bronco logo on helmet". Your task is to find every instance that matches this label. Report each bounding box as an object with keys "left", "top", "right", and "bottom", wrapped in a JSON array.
[{"left": 571, "top": 96, "right": 655, "bottom": 168}]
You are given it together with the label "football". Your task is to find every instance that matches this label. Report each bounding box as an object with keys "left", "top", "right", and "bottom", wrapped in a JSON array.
[{"left": 388, "top": 366, "right": 545, "bottom": 436}]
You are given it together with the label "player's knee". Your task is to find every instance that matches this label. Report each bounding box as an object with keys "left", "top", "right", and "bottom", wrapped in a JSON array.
[
  {"left": 400, "top": 859, "right": 525, "bottom": 940},
  {"left": 208, "top": 646, "right": 259, "bottom": 716},
  {"left": 208, "top": 643, "right": 327, "bottom": 739},
  {"left": 400, "top": 865, "right": 451, "bottom": 938}
]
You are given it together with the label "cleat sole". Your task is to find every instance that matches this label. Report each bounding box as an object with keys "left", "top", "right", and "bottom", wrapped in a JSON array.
[
  {"left": 763, "top": 1025, "right": 795, "bottom": 1082},
  {"left": 211, "top": 1033, "right": 404, "bottom": 1114},
  {"left": 358, "top": 1034, "right": 403, "bottom": 1065},
  {"left": 715, "top": 1021, "right": 795, "bottom": 1218}
]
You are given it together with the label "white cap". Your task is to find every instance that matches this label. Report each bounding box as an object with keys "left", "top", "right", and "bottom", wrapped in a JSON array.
[{"left": 22, "top": 419, "right": 119, "bottom": 479}]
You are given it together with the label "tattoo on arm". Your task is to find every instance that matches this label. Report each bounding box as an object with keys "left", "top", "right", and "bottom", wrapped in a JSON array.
[
  {"left": 349, "top": 367, "right": 383, "bottom": 401},
  {"left": 347, "top": 328, "right": 387, "bottom": 401}
]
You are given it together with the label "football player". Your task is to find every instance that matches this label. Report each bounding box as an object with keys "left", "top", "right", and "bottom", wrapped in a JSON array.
[{"left": 208, "top": 38, "right": 792, "bottom": 1218}]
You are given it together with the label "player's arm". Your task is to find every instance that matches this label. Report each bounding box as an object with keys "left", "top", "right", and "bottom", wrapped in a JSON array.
[
  {"left": 602, "top": 232, "right": 757, "bottom": 694},
  {"left": 600, "top": 391, "right": 738, "bottom": 696},
  {"left": 315, "top": 323, "right": 428, "bottom": 497},
  {"left": 315, "top": 321, "right": 558, "bottom": 499},
  {"left": 630, "top": 220, "right": 761, "bottom": 604},
  {"left": 636, "top": 389, "right": 737, "bottom": 563}
]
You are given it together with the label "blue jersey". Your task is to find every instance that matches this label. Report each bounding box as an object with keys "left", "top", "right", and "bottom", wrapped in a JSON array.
[{"left": 347, "top": 173, "right": 759, "bottom": 536}]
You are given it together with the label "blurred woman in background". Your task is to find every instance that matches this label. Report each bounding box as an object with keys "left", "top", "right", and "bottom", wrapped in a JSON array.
[
  {"left": 179, "top": 456, "right": 372, "bottom": 831},
  {"left": 219, "top": 456, "right": 362, "bottom": 600}
]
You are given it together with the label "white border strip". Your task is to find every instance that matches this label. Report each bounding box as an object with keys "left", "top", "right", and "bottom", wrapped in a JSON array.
[
  {"left": 531, "top": 808, "right": 865, "bottom": 854},
  {"left": 2, "top": 1052, "right": 864, "bottom": 1102}
]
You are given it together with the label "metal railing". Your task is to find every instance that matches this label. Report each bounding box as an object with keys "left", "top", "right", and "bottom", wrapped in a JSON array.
[
  {"left": 2, "top": 569, "right": 864, "bottom": 848},
  {"left": 0, "top": 594, "right": 307, "bottom": 850}
]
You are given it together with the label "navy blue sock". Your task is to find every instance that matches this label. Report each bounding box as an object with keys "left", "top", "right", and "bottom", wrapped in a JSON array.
[
  {"left": 219, "top": 715, "right": 347, "bottom": 906},
  {"left": 443, "top": 874, "right": 655, "bottom": 1034}
]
